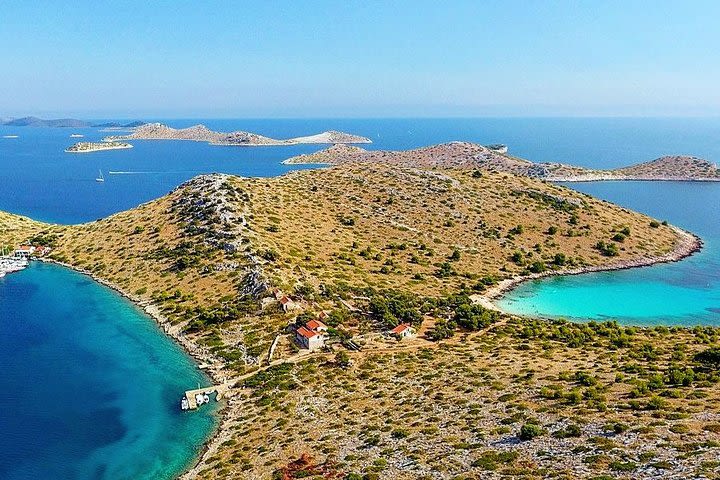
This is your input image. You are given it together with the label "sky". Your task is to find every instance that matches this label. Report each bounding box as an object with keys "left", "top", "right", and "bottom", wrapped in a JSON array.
[{"left": 2, "top": 0, "right": 720, "bottom": 118}]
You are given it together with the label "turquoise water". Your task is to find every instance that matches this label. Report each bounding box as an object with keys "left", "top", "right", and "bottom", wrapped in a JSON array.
[
  {"left": 497, "top": 181, "right": 720, "bottom": 325},
  {"left": 2, "top": 118, "right": 720, "bottom": 477},
  {"left": 0, "top": 263, "right": 217, "bottom": 479}
]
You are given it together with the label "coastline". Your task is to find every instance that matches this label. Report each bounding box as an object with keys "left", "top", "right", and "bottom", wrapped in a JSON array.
[
  {"left": 65, "top": 144, "right": 133, "bottom": 153},
  {"left": 36, "top": 258, "right": 230, "bottom": 479},
  {"left": 550, "top": 175, "right": 720, "bottom": 182},
  {"left": 475, "top": 226, "right": 703, "bottom": 312}
]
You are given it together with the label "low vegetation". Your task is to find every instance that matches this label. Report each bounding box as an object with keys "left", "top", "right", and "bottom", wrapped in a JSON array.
[{"left": 0, "top": 162, "right": 707, "bottom": 480}]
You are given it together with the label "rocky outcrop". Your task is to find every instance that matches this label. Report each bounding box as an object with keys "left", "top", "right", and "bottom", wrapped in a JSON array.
[
  {"left": 65, "top": 141, "right": 133, "bottom": 153},
  {"left": 105, "top": 123, "right": 372, "bottom": 146},
  {"left": 283, "top": 143, "right": 720, "bottom": 182},
  {"left": 106, "top": 123, "right": 225, "bottom": 143}
]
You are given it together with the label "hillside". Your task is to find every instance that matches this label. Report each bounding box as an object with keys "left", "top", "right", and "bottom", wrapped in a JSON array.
[
  {"left": 614, "top": 155, "right": 720, "bottom": 180},
  {"left": 0, "top": 164, "right": 688, "bottom": 365},
  {"left": 0, "top": 212, "right": 46, "bottom": 247},
  {"left": 284, "top": 142, "right": 720, "bottom": 181},
  {"left": 1, "top": 165, "right": 714, "bottom": 479},
  {"left": 105, "top": 122, "right": 372, "bottom": 146}
]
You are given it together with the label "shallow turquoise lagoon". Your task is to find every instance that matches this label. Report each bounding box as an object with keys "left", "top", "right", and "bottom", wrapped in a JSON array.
[
  {"left": 498, "top": 181, "right": 720, "bottom": 325},
  {"left": 0, "top": 263, "right": 217, "bottom": 480}
]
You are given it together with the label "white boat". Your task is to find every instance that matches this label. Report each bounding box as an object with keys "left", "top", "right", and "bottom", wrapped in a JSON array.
[
  {"left": 181, "top": 397, "right": 189, "bottom": 410},
  {"left": 195, "top": 393, "right": 205, "bottom": 406},
  {"left": 2, "top": 135, "right": 19, "bottom": 139},
  {"left": 203, "top": 393, "right": 210, "bottom": 403},
  {"left": 0, "top": 256, "right": 28, "bottom": 276},
  {"left": 70, "top": 133, "right": 84, "bottom": 138},
  {"left": 96, "top": 170, "right": 105, "bottom": 182}
]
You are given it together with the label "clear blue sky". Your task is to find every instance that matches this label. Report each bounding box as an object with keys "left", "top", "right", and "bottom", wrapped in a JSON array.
[{"left": 2, "top": 1, "right": 720, "bottom": 118}]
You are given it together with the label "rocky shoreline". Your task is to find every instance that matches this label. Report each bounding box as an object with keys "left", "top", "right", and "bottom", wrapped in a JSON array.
[
  {"left": 37, "top": 258, "right": 231, "bottom": 478},
  {"left": 64, "top": 141, "right": 133, "bottom": 153},
  {"left": 476, "top": 226, "right": 703, "bottom": 312},
  {"left": 281, "top": 143, "right": 720, "bottom": 182}
]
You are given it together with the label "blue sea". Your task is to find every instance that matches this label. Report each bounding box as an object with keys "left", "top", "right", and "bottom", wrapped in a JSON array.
[
  {"left": 0, "top": 263, "right": 216, "bottom": 480},
  {"left": 2, "top": 117, "right": 720, "bottom": 478}
]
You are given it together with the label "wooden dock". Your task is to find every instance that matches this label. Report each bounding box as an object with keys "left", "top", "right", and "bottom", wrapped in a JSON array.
[{"left": 183, "top": 382, "right": 231, "bottom": 410}]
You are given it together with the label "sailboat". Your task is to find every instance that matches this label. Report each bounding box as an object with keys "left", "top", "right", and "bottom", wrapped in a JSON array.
[{"left": 96, "top": 170, "right": 105, "bottom": 182}]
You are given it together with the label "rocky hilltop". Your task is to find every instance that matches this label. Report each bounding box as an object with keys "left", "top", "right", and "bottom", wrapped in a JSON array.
[
  {"left": 284, "top": 142, "right": 720, "bottom": 181},
  {"left": 105, "top": 122, "right": 372, "bottom": 146}
]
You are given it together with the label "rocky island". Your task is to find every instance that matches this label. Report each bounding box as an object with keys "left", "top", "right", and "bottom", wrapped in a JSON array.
[
  {"left": 284, "top": 142, "right": 720, "bottom": 181},
  {"left": 104, "top": 122, "right": 372, "bottom": 146},
  {"left": 65, "top": 141, "right": 133, "bottom": 153},
  {"left": 3, "top": 148, "right": 719, "bottom": 480}
]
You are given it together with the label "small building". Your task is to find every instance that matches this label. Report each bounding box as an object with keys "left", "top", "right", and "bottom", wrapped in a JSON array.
[
  {"left": 295, "top": 326, "right": 325, "bottom": 351},
  {"left": 14, "top": 245, "right": 35, "bottom": 259},
  {"left": 279, "top": 295, "right": 300, "bottom": 312},
  {"left": 390, "top": 323, "right": 416, "bottom": 339},
  {"left": 306, "top": 319, "right": 328, "bottom": 333}
]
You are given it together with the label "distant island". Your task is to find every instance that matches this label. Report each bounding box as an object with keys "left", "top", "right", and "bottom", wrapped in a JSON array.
[
  {"left": 3, "top": 116, "right": 91, "bottom": 128},
  {"left": 65, "top": 141, "right": 133, "bottom": 153},
  {"left": 283, "top": 142, "right": 720, "bottom": 181},
  {"left": 1, "top": 116, "right": 146, "bottom": 129},
  {"left": 91, "top": 120, "right": 147, "bottom": 128},
  {"left": 104, "top": 122, "right": 372, "bottom": 146}
]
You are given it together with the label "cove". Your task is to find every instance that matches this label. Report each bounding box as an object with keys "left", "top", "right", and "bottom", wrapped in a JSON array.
[
  {"left": 497, "top": 181, "right": 720, "bottom": 325},
  {"left": 0, "top": 262, "right": 217, "bottom": 480}
]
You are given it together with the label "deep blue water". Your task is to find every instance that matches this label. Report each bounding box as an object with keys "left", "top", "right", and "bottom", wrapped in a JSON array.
[
  {"left": 0, "top": 263, "right": 216, "bottom": 480},
  {"left": 2, "top": 117, "right": 720, "bottom": 478},
  {"left": 4, "top": 117, "right": 720, "bottom": 224}
]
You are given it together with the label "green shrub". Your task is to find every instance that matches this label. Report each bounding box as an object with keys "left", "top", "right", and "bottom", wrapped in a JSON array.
[{"left": 519, "top": 423, "right": 544, "bottom": 440}]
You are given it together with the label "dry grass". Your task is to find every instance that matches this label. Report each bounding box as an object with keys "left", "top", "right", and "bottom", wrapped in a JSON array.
[
  {"left": 0, "top": 164, "right": 709, "bottom": 480},
  {"left": 198, "top": 320, "right": 720, "bottom": 479}
]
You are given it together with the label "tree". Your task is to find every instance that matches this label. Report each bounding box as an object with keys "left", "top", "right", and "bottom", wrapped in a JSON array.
[
  {"left": 428, "top": 320, "right": 455, "bottom": 340},
  {"left": 519, "top": 423, "right": 544, "bottom": 440},
  {"left": 695, "top": 347, "right": 720, "bottom": 370},
  {"left": 511, "top": 251, "right": 525, "bottom": 265},
  {"left": 335, "top": 351, "right": 351, "bottom": 368},
  {"left": 528, "top": 261, "right": 546, "bottom": 273},
  {"left": 453, "top": 302, "right": 499, "bottom": 330}
]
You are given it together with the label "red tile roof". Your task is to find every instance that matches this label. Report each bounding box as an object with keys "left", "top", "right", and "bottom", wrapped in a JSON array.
[
  {"left": 390, "top": 323, "right": 411, "bottom": 334},
  {"left": 306, "top": 319, "right": 327, "bottom": 331},
  {"left": 296, "top": 326, "right": 319, "bottom": 339}
]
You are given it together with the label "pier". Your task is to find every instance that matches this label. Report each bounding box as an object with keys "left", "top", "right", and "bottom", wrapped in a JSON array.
[{"left": 182, "top": 382, "right": 231, "bottom": 410}]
